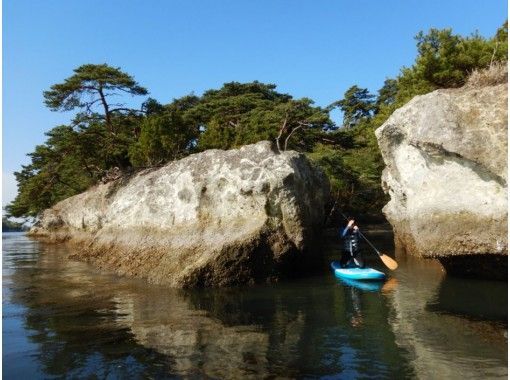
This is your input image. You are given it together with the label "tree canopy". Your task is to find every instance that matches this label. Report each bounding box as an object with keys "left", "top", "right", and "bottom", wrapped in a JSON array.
[
  {"left": 129, "top": 103, "right": 198, "bottom": 166},
  {"left": 395, "top": 21, "right": 508, "bottom": 104},
  {"left": 330, "top": 85, "right": 376, "bottom": 127},
  {"left": 8, "top": 21, "right": 508, "bottom": 219},
  {"left": 43, "top": 64, "right": 148, "bottom": 132},
  {"left": 187, "top": 82, "right": 332, "bottom": 152}
]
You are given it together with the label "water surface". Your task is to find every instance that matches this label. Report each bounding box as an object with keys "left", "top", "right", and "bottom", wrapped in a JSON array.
[{"left": 3, "top": 232, "right": 507, "bottom": 379}]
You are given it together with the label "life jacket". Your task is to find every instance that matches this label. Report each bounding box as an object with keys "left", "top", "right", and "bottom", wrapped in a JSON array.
[{"left": 343, "top": 231, "right": 360, "bottom": 253}]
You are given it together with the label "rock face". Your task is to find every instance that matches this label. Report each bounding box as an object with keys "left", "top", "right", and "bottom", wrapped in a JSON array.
[
  {"left": 376, "top": 83, "right": 507, "bottom": 279},
  {"left": 29, "top": 141, "right": 329, "bottom": 287}
]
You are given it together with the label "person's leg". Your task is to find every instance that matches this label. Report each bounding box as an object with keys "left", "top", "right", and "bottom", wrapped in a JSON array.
[
  {"left": 353, "top": 251, "right": 364, "bottom": 268},
  {"left": 340, "top": 251, "right": 350, "bottom": 267}
]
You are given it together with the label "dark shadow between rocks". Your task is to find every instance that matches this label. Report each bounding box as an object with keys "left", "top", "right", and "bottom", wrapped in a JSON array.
[{"left": 437, "top": 254, "right": 507, "bottom": 281}]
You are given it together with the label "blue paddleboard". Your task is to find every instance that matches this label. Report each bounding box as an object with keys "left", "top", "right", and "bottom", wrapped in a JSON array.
[
  {"left": 340, "top": 277, "right": 384, "bottom": 292},
  {"left": 331, "top": 261, "right": 386, "bottom": 281}
]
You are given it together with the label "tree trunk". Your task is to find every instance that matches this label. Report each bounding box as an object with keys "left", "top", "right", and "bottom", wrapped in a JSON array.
[{"left": 97, "top": 86, "right": 112, "bottom": 133}]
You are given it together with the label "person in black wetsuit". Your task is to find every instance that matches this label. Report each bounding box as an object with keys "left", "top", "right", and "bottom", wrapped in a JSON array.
[{"left": 340, "top": 218, "right": 364, "bottom": 268}]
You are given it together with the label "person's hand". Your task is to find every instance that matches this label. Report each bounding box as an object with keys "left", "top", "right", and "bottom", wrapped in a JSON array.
[{"left": 348, "top": 220, "right": 355, "bottom": 227}]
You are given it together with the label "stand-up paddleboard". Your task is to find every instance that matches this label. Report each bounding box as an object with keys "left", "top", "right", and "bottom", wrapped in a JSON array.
[
  {"left": 339, "top": 277, "right": 384, "bottom": 292},
  {"left": 331, "top": 261, "right": 386, "bottom": 281}
]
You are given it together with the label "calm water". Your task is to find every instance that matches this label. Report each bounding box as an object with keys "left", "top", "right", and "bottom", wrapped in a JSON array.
[{"left": 3, "top": 232, "right": 507, "bottom": 379}]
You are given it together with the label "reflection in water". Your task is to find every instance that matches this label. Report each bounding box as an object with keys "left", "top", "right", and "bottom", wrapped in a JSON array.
[
  {"left": 340, "top": 277, "right": 385, "bottom": 292},
  {"left": 427, "top": 276, "right": 507, "bottom": 322},
  {"left": 3, "top": 232, "right": 507, "bottom": 379},
  {"left": 3, "top": 235, "right": 177, "bottom": 379},
  {"left": 342, "top": 277, "right": 399, "bottom": 328},
  {"left": 347, "top": 286, "right": 364, "bottom": 328},
  {"left": 114, "top": 289, "right": 270, "bottom": 378},
  {"left": 381, "top": 277, "right": 399, "bottom": 294},
  {"left": 385, "top": 248, "right": 507, "bottom": 380}
]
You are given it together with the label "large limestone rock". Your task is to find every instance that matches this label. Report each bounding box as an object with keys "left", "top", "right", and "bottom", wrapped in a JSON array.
[
  {"left": 29, "top": 141, "right": 329, "bottom": 287},
  {"left": 375, "top": 83, "right": 507, "bottom": 279}
]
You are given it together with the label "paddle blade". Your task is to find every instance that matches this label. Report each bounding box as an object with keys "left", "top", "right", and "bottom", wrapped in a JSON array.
[{"left": 380, "top": 254, "right": 398, "bottom": 270}]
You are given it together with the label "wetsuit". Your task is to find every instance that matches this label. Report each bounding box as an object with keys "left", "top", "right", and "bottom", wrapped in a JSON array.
[{"left": 340, "top": 225, "right": 364, "bottom": 268}]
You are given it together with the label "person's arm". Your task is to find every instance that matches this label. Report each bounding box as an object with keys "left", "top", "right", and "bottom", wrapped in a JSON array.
[{"left": 341, "top": 220, "right": 355, "bottom": 237}]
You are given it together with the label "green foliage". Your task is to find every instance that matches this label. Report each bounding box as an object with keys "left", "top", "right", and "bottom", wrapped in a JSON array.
[
  {"left": 44, "top": 63, "right": 147, "bottom": 111},
  {"left": 375, "top": 79, "right": 398, "bottom": 109},
  {"left": 396, "top": 22, "right": 508, "bottom": 104},
  {"left": 7, "top": 125, "right": 97, "bottom": 217},
  {"left": 190, "top": 82, "right": 333, "bottom": 152},
  {"left": 43, "top": 63, "right": 148, "bottom": 132},
  {"left": 129, "top": 110, "right": 197, "bottom": 166},
  {"left": 330, "top": 85, "right": 376, "bottom": 127},
  {"left": 307, "top": 144, "right": 358, "bottom": 198},
  {"left": 308, "top": 121, "right": 387, "bottom": 216},
  {"left": 8, "top": 64, "right": 149, "bottom": 217},
  {"left": 129, "top": 95, "right": 201, "bottom": 166}
]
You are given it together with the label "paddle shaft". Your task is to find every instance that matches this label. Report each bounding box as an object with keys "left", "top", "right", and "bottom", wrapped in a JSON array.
[{"left": 358, "top": 230, "right": 382, "bottom": 257}]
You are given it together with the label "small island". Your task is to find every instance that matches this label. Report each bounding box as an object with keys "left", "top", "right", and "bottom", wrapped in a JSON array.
[{"left": 2, "top": 217, "right": 27, "bottom": 232}]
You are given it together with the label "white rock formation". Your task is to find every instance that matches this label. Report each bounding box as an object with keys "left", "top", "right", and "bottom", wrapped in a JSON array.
[
  {"left": 30, "top": 141, "right": 329, "bottom": 287},
  {"left": 376, "top": 82, "right": 507, "bottom": 279}
]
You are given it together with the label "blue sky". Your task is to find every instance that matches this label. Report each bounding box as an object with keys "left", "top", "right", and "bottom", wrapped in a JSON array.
[{"left": 2, "top": 0, "right": 507, "bottom": 206}]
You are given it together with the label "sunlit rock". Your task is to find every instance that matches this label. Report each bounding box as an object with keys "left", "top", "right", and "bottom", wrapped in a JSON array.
[
  {"left": 376, "top": 81, "right": 507, "bottom": 279},
  {"left": 29, "top": 141, "right": 329, "bottom": 287}
]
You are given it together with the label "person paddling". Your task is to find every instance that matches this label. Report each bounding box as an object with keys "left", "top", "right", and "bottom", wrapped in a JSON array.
[{"left": 340, "top": 217, "right": 364, "bottom": 268}]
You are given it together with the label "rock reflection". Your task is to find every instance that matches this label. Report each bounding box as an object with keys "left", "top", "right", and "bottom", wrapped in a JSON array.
[
  {"left": 386, "top": 252, "right": 507, "bottom": 379},
  {"left": 427, "top": 276, "right": 507, "bottom": 322},
  {"left": 113, "top": 289, "right": 270, "bottom": 379},
  {"left": 6, "top": 240, "right": 276, "bottom": 378},
  {"left": 5, "top": 240, "right": 178, "bottom": 379}
]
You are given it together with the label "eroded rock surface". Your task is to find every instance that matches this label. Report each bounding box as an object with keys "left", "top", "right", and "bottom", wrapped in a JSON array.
[
  {"left": 376, "top": 83, "right": 507, "bottom": 279},
  {"left": 29, "top": 141, "right": 329, "bottom": 287}
]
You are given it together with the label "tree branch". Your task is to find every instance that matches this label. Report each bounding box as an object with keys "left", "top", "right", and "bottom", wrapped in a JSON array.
[
  {"left": 109, "top": 107, "right": 145, "bottom": 114},
  {"left": 275, "top": 112, "right": 289, "bottom": 153},
  {"left": 84, "top": 98, "right": 103, "bottom": 114},
  {"left": 324, "top": 189, "right": 341, "bottom": 226},
  {"left": 50, "top": 174, "right": 82, "bottom": 192},
  {"left": 284, "top": 124, "right": 304, "bottom": 151}
]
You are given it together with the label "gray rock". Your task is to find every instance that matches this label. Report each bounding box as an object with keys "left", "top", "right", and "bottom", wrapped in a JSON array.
[
  {"left": 29, "top": 141, "right": 329, "bottom": 287},
  {"left": 376, "top": 83, "right": 507, "bottom": 279}
]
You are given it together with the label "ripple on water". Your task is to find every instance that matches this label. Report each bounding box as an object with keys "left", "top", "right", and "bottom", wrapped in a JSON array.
[{"left": 2, "top": 232, "right": 507, "bottom": 379}]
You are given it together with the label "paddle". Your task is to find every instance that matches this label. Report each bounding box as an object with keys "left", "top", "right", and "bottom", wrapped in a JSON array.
[{"left": 340, "top": 213, "right": 398, "bottom": 271}]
